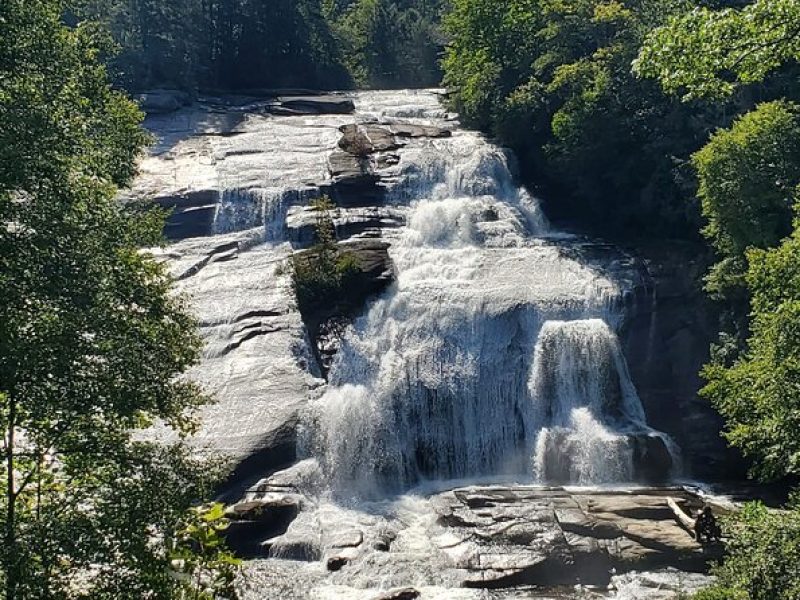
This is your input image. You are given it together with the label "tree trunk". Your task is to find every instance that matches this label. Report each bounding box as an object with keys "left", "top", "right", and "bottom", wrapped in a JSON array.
[
  {"left": 5, "top": 394, "right": 17, "bottom": 600},
  {"left": 667, "top": 497, "right": 696, "bottom": 534}
]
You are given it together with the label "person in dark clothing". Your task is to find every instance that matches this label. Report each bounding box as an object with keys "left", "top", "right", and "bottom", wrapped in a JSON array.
[{"left": 694, "top": 506, "right": 722, "bottom": 543}]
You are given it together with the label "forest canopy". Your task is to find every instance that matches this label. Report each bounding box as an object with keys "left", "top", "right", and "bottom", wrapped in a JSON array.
[{"left": 78, "top": 0, "right": 448, "bottom": 92}]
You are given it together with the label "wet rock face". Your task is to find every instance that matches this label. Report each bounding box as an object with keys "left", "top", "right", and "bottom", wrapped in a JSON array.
[
  {"left": 130, "top": 91, "right": 456, "bottom": 494},
  {"left": 147, "top": 231, "right": 324, "bottom": 494},
  {"left": 534, "top": 431, "right": 675, "bottom": 486},
  {"left": 286, "top": 206, "right": 405, "bottom": 246},
  {"left": 133, "top": 90, "right": 740, "bottom": 532},
  {"left": 620, "top": 243, "right": 745, "bottom": 480},
  {"left": 125, "top": 92, "right": 362, "bottom": 242}
]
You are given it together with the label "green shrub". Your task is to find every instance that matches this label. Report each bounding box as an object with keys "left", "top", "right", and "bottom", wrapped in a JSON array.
[
  {"left": 335, "top": 251, "right": 362, "bottom": 278},
  {"left": 693, "top": 587, "right": 746, "bottom": 600},
  {"left": 288, "top": 196, "right": 362, "bottom": 314},
  {"left": 694, "top": 498, "right": 800, "bottom": 600}
]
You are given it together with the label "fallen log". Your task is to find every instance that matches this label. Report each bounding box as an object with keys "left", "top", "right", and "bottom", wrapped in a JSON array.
[{"left": 667, "top": 497, "right": 696, "bottom": 534}]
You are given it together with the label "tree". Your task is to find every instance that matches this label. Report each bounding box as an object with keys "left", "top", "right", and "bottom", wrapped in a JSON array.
[
  {"left": 636, "top": 0, "right": 800, "bottom": 100},
  {"left": 442, "top": 0, "right": 711, "bottom": 237},
  {"left": 170, "top": 503, "right": 242, "bottom": 600},
  {"left": 635, "top": 7, "right": 800, "bottom": 599},
  {"left": 701, "top": 215, "right": 800, "bottom": 481},
  {"left": 78, "top": 0, "right": 203, "bottom": 91},
  {"left": 693, "top": 499, "right": 800, "bottom": 600},
  {"left": 81, "top": 0, "right": 353, "bottom": 92},
  {"left": 0, "top": 1, "right": 233, "bottom": 597},
  {"left": 333, "top": 0, "right": 445, "bottom": 88},
  {"left": 691, "top": 100, "right": 800, "bottom": 300},
  {"left": 288, "top": 196, "right": 361, "bottom": 314}
]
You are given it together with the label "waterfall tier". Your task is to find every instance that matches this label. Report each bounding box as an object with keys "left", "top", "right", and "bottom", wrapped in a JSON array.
[
  {"left": 304, "top": 101, "right": 678, "bottom": 496},
  {"left": 132, "top": 88, "right": 678, "bottom": 495}
]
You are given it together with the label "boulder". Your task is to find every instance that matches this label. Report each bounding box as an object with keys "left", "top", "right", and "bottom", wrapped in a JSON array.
[
  {"left": 224, "top": 494, "right": 303, "bottom": 558},
  {"left": 326, "top": 151, "right": 386, "bottom": 207},
  {"left": 275, "top": 96, "right": 355, "bottom": 115},
  {"left": 339, "top": 124, "right": 402, "bottom": 155},
  {"left": 326, "top": 556, "right": 349, "bottom": 572},
  {"left": 389, "top": 123, "right": 452, "bottom": 139},
  {"left": 633, "top": 434, "right": 676, "bottom": 484},
  {"left": 226, "top": 494, "right": 303, "bottom": 521},
  {"left": 137, "top": 89, "right": 192, "bottom": 114},
  {"left": 329, "top": 150, "right": 372, "bottom": 183}
]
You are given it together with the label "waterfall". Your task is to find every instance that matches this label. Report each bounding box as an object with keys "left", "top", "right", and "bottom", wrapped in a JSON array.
[
  {"left": 299, "top": 93, "right": 678, "bottom": 497},
  {"left": 214, "top": 187, "right": 316, "bottom": 240},
  {"left": 530, "top": 319, "right": 650, "bottom": 484}
]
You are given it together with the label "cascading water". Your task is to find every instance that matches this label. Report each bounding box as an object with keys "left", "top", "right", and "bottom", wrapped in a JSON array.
[
  {"left": 530, "top": 319, "right": 656, "bottom": 484},
  {"left": 214, "top": 187, "right": 317, "bottom": 240},
  {"left": 305, "top": 96, "right": 678, "bottom": 497},
  {"left": 144, "top": 90, "right": 710, "bottom": 597}
]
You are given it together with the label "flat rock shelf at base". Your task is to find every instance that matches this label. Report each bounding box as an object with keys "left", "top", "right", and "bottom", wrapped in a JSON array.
[{"left": 234, "top": 484, "right": 718, "bottom": 599}]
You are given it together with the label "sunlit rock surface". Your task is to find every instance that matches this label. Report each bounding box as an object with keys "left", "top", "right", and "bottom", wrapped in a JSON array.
[
  {"left": 132, "top": 91, "right": 462, "bottom": 478},
  {"left": 148, "top": 230, "right": 323, "bottom": 482},
  {"left": 128, "top": 90, "right": 735, "bottom": 597},
  {"left": 236, "top": 481, "right": 717, "bottom": 599}
]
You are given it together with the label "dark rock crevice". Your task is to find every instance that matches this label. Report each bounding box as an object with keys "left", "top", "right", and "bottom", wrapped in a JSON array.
[
  {"left": 619, "top": 242, "right": 746, "bottom": 481},
  {"left": 216, "top": 326, "right": 281, "bottom": 357}
]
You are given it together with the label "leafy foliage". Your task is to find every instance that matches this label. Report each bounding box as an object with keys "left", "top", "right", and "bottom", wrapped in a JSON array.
[
  {"left": 702, "top": 217, "right": 800, "bottom": 481},
  {"left": 0, "top": 1, "right": 236, "bottom": 597},
  {"left": 331, "top": 0, "right": 446, "bottom": 88},
  {"left": 80, "top": 0, "right": 445, "bottom": 92},
  {"left": 290, "top": 197, "right": 362, "bottom": 314},
  {"left": 694, "top": 499, "right": 800, "bottom": 600},
  {"left": 170, "top": 503, "right": 242, "bottom": 600},
  {"left": 442, "top": 0, "right": 719, "bottom": 238},
  {"left": 692, "top": 100, "right": 800, "bottom": 300},
  {"left": 636, "top": 0, "right": 800, "bottom": 100},
  {"left": 79, "top": 0, "right": 351, "bottom": 91}
]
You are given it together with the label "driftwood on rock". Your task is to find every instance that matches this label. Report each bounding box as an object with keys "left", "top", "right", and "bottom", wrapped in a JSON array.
[{"left": 667, "top": 497, "right": 696, "bottom": 534}]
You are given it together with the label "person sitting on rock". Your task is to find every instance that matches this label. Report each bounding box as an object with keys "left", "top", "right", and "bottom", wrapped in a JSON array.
[{"left": 694, "top": 506, "right": 721, "bottom": 543}]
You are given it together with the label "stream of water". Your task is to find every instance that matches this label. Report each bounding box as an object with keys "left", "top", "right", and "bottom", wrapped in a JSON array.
[{"left": 297, "top": 91, "right": 678, "bottom": 499}]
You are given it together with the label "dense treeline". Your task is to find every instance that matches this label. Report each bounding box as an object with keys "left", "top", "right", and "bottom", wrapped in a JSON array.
[
  {"left": 79, "top": 0, "right": 446, "bottom": 92},
  {"left": 443, "top": 0, "right": 800, "bottom": 240},
  {"left": 329, "top": 0, "right": 447, "bottom": 88}
]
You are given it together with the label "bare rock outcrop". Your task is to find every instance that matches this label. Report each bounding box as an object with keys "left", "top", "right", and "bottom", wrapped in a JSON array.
[{"left": 237, "top": 481, "right": 724, "bottom": 594}]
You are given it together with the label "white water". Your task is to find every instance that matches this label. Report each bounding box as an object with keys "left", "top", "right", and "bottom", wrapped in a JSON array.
[
  {"left": 303, "top": 92, "right": 677, "bottom": 497},
  {"left": 531, "top": 319, "right": 649, "bottom": 484},
  {"left": 138, "top": 89, "right": 701, "bottom": 598}
]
